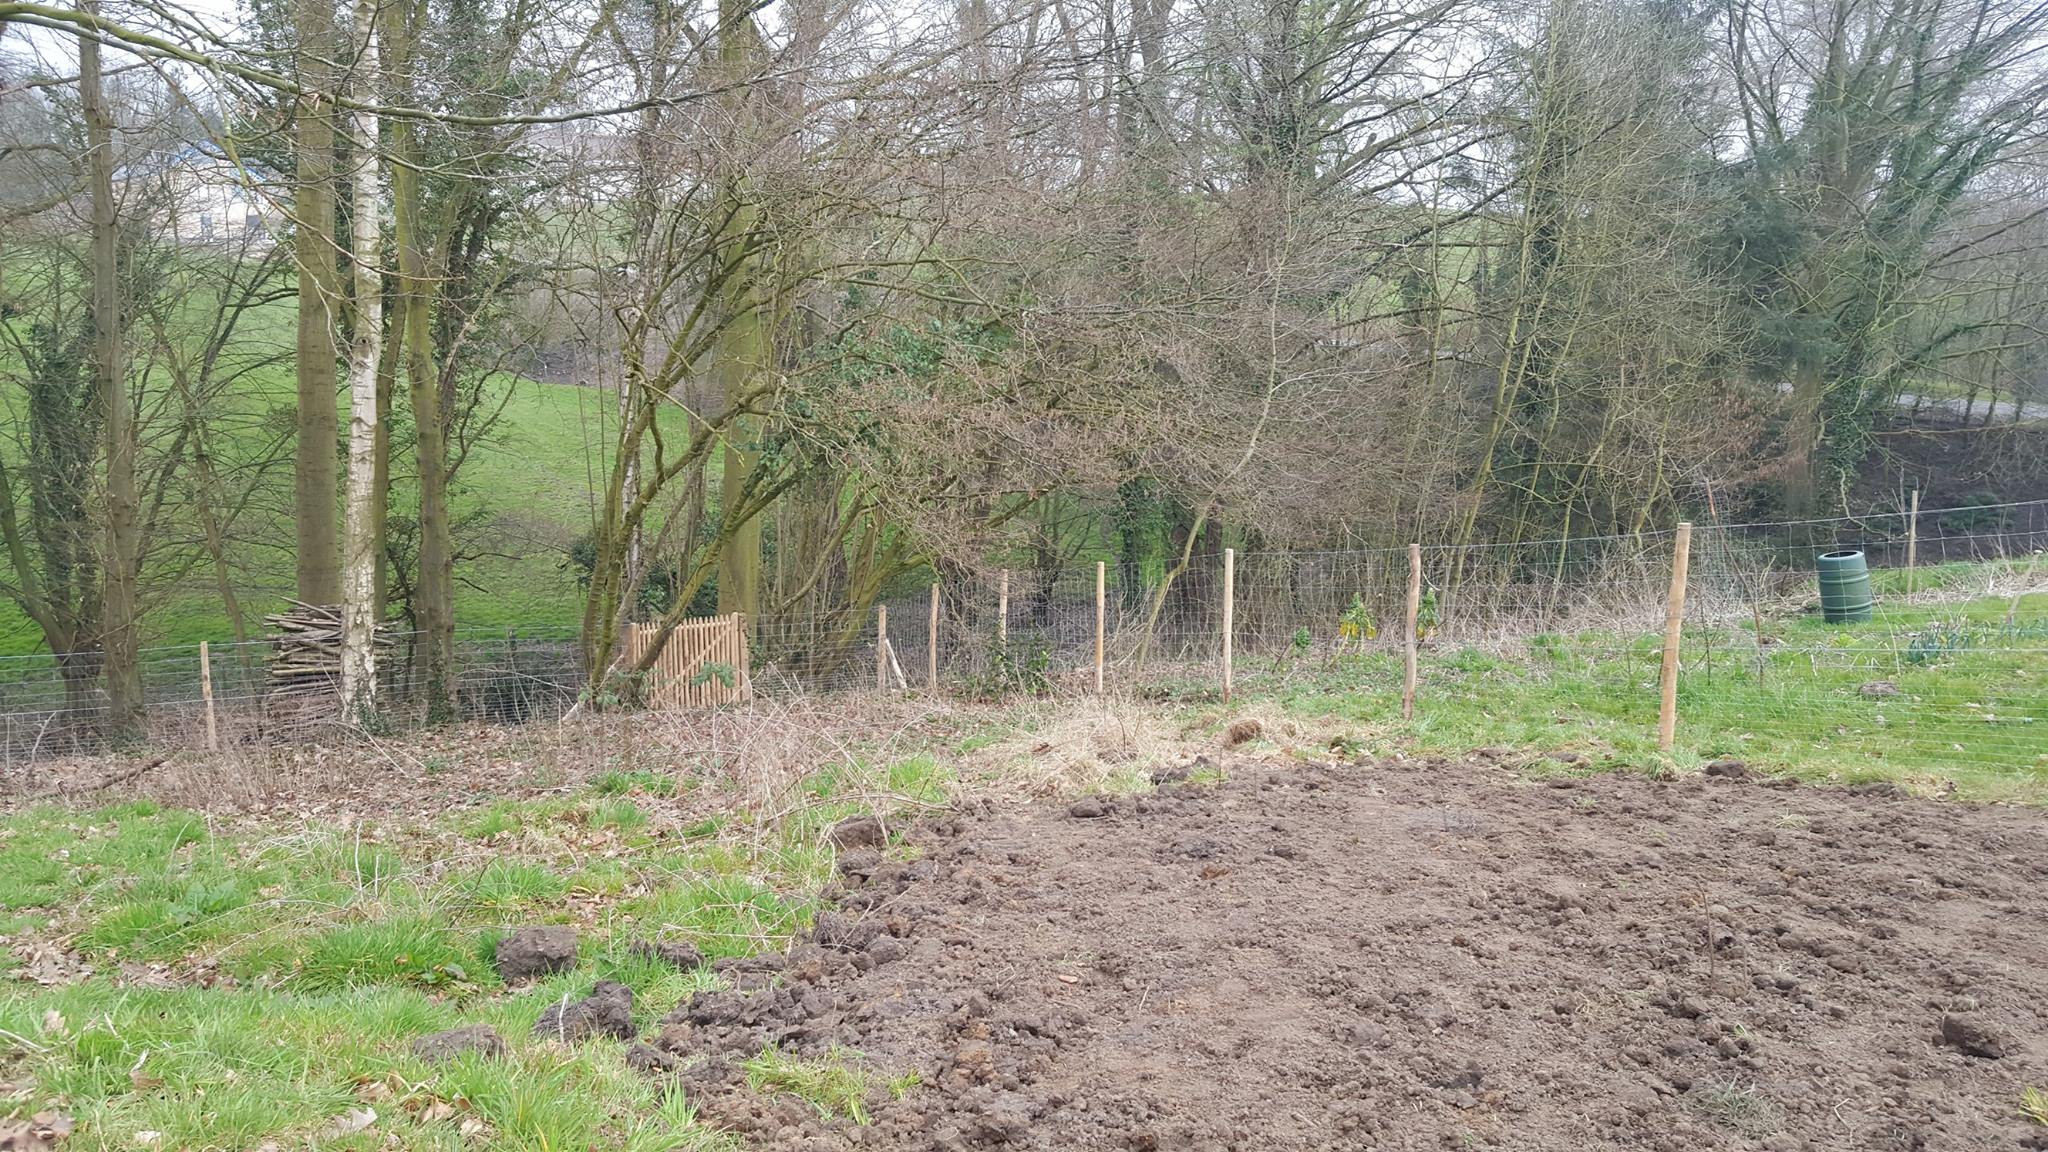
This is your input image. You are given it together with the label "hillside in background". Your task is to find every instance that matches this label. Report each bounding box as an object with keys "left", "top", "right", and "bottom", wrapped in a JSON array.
[{"left": 0, "top": 368, "right": 627, "bottom": 657}]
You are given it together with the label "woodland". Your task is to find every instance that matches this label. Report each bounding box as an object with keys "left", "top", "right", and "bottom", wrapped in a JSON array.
[{"left": 2, "top": 0, "right": 2046, "bottom": 732}]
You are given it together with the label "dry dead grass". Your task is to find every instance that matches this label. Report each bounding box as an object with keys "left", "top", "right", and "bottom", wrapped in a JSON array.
[
  {"left": 0, "top": 691, "right": 975, "bottom": 819},
  {"left": 1, "top": 680, "right": 1379, "bottom": 822},
  {"left": 953, "top": 692, "right": 1355, "bottom": 798}
]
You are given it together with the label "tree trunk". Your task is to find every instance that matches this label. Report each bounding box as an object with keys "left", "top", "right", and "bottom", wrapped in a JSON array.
[
  {"left": 81, "top": 17, "right": 143, "bottom": 744},
  {"left": 371, "top": 301, "right": 398, "bottom": 617},
  {"left": 1784, "top": 359, "right": 1824, "bottom": 518},
  {"left": 293, "top": 0, "right": 342, "bottom": 605},
  {"left": 339, "top": 3, "right": 384, "bottom": 722},
  {"left": 712, "top": 0, "right": 770, "bottom": 637},
  {"left": 386, "top": 0, "right": 454, "bottom": 721},
  {"left": 394, "top": 164, "right": 454, "bottom": 724}
]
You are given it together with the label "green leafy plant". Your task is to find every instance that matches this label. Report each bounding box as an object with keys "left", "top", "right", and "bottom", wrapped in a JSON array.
[
  {"left": 964, "top": 642, "right": 1053, "bottom": 701},
  {"left": 1416, "top": 586, "right": 1441, "bottom": 639},
  {"left": 1905, "top": 622, "right": 1975, "bottom": 665},
  {"left": 1339, "top": 594, "right": 1378, "bottom": 644},
  {"left": 690, "top": 662, "right": 738, "bottom": 690}
]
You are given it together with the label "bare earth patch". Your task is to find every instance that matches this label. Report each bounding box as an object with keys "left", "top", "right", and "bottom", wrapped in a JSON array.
[{"left": 655, "top": 756, "right": 2048, "bottom": 1151}]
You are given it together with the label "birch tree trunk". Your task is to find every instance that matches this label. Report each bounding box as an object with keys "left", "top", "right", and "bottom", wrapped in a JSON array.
[
  {"left": 339, "top": 1, "right": 384, "bottom": 722},
  {"left": 81, "top": 13, "right": 143, "bottom": 743}
]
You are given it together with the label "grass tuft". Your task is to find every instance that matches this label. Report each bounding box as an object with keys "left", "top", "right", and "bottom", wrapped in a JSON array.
[
  {"left": 743, "top": 1046, "right": 880, "bottom": 1123},
  {"left": 2022, "top": 1086, "right": 2048, "bottom": 1126},
  {"left": 296, "top": 917, "right": 486, "bottom": 991},
  {"left": 1688, "top": 1079, "right": 1783, "bottom": 1137}
]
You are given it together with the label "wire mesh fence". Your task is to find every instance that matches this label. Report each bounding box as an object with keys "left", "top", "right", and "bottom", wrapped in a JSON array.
[
  {"left": 0, "top": 626, "right": 585, "bottom": 765},
  {"left": 1, "top": 498, "right": 2043, "bottom": 780}
]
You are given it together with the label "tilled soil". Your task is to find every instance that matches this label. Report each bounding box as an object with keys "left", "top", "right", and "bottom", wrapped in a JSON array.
[{"left": 649, "top": 757, "right": 2048, "bottom": 1151}]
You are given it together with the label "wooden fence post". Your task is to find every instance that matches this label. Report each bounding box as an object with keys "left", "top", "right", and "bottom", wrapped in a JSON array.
[
  {"left": 1221, "top": 547, "right": 1235, "bottom": 704},
  {"left": 875, "top": 605, "right": 888, "bottom": 694},
  {"left": 1402, "top": 544, "right": 1420, "bottom": 720},
  {"left": 928, "top": 582, "right": 940, "bottom": 692},
  {"left": 1658, "top": 521, "right": 1693, "bottom": 752},
  {"left": 1094, "top": 561, "right": 1106, "bottom": 694},
  {"left": 998, "top": 569, "right": 1009, "bottom": 645},
  {"left": 734, "top": 612, "right": 751, "bottom": 701},
  {"left": 199, "top": 640, "right": 218, "bottom": 752},
  {"left": 1906, "top": 488, "right": 1920, "bottom": 593}
]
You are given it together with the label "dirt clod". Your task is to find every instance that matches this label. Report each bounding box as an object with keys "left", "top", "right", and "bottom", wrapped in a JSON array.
[
  {"left": 631, "top": 938, "right": 705, "bottom": 972},
  {"left": 830, "top": 815, "right": 887, "bottom": 850},
  {"left": 409, "top": 1025, "right": 506, "bottom": 1064},
  {"left": 1938, "top": 1013, "right": 2014, "bottom": 1059},
  {"left": 1148, "top": 762, "right": 1193, "bottom": 785},
  {"left": 533, "top": 980, "right": 635, "bottom": 1043},
  {"left": 836, "top": 848, "right": 883, "bottom": 879},
  {"left": 494, "top": 926, "right": 578, "bottom": 983},
  {"left": 624, "top": 1041, "right": 679, "bottom": 1074}
]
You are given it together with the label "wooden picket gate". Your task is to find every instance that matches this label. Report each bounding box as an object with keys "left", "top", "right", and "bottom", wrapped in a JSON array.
[{"left": 622, "top": 613, "right": 752, "bottom": 709}]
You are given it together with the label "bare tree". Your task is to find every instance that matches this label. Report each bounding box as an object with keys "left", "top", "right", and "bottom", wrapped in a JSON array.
[{"left": 338, "top": 0, "right": 383, "bottom": 720}]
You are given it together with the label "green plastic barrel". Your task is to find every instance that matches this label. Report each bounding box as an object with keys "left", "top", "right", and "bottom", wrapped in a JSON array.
[{"left": 1817, "top": 550, "right": 1873, "bottom": 623}]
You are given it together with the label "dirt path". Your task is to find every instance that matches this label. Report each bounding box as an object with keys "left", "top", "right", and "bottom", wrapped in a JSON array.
[{"left": 654, "top": 757, "right": 2048, "bottom": 1151}]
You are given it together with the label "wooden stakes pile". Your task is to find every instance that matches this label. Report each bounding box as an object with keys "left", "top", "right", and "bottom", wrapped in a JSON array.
[{"left": 263, "top": 602, "right": 391, "bottom": 702}]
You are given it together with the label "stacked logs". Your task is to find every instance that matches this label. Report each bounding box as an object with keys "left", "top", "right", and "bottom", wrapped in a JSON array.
[{"left": 263, "top": 603, "right": 392, "bottom": 708}]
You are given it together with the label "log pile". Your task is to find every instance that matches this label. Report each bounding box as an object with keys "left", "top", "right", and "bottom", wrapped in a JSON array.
[{"left": 263, "top": 602, "right": 393, "bottom": 706}]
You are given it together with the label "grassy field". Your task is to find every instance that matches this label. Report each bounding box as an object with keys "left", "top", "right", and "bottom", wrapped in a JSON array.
[
  {"left": 0, "top": 731, "right": 950, "bottom": 1151},
  {"left": 1206, "top": 561, "right": 2048, "bottom": 802},
  {"left": 0, "top": 360, "right": 683, "bottom": 658}
]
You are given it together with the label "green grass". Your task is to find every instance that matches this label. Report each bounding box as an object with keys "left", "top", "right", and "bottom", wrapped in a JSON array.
[
  {"left": 742, "top": 1046, "right": 881, "bottom": 1123},
  {"left": 0, "top": 281, "right": 695, "bottom": 657},
  {"left": 1253, "top": 584, "right": 2048, "bottom": 801},
  {"left": 618, "top": 868, "right": 820, "bottom": 961},
  {"left": 593, "top": 769, "right": 681, "bottom": 798},
  {"left": 2022, "top": 1086, "right": 2048, "bottom": 1126},
  {"left": 1687, "top": 1079, "right": 1784, "bottom": 1138},
  {"left": 0, "top": 769, "right": 913, "bottom": 1150},
  {"left": 5, "top": 980, "right": 738, "bottom": 1152}
]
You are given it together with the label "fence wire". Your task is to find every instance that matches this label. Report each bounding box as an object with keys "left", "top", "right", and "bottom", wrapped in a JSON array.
[{"left": 1, "top": 499, "right": 2043, "bottom": 781}]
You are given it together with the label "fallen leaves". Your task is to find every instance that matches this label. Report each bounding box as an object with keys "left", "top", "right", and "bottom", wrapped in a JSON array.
[
  {"left": 0, "top": 1111, "right": 73, "bottom": 1151},
  {"left": 7, "top": 944, "right": 92, "bottom": 988},
  {"left": 319, "top": 1107, "right": 377, "bottom": 1140}
]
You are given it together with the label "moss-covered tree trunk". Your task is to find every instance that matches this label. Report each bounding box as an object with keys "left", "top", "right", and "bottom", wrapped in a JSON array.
[
  {"left": 292, "top": 0, "right": 342, "bottom": 606},
  {"left": 711, "top": 0, "right": 773, "bottom": 639},
  {"left": 388, "top": 0, "right": 455, "bottom": 722}
]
